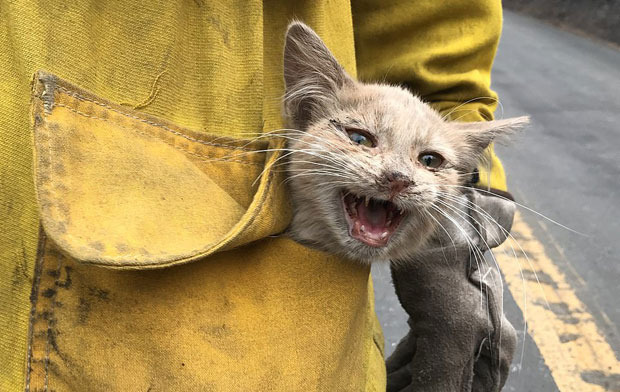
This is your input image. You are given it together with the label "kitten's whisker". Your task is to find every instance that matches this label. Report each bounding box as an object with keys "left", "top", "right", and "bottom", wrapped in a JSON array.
[
  {"left": 453, "top": 171, "right": 483, "bottom": 178},
  {"left": 276, "top": 126, "right": 370, "bottom": 171},
  {"left": 438, "top": 191, "right": 540, "bottom": 305},
  {"left": 436, "top": 190, "right": 538, "bottom": 367},
  {"left": 449, "top": 109, "right": 492, "bottom": 123},
  {"left": 251, "top": 147, "right": 353, "bottom": 186},
  {"left": 438, "top": 194, "right": 528, "bottom": 368},
  {"left": 433, "top": 196, "right": 506, "bottom": 351},
  {"left": 437, "top": 185, "right": 587, "bottom": 236},
  {"left": 420, "top": 208, "right": 458, "bottom": 266},
  {"left": 282, "top": 171, "right": 352, "bottom": 184},
  {"left": 432, "top": 199, "right": 502, "bottom": 323},
  {"left": 428, "top": 204, "right": 488, "bottom": 310},
  {"left": 280, "top": 170, "right": 349, "bottom": 181},
  {"left": 207, "top": 128, "right": 291, "bottom": 144},
  {"left": 431, "top": 208, "right": 490, "bottom": 340},
  {"left": 275, "top": 135, "right": 361, "bottom": 167},
  {"left": 281, "top": 167, "right": 345, "bottom": 176},
  {"left": 440, "top": 96, "right": 504, "bottom": 122},
  {"left": 430, "top": 200, "right": 500, "bottom": 352},
  {"left": 204, "top": 128, "right": 320, "bottom": 151},
  {"left": 278, "top": 159, "right": 348, "bottom": 172},
  {"left": 434, "top": 196, "right": 506, "bottom": 284},
  {"left": 286, "top": 169, "right": 350, "bottom": 181},
  {"left": 282, "top": 149, "right": 353, "bottom": 170}
]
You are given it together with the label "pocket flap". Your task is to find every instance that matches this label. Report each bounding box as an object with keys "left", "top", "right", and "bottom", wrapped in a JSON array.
[{"left": 31, "top": 71, "right": 290, "bottom": 269}]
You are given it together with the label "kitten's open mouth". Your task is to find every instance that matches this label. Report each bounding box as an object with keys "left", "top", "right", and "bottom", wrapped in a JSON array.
[{"left": 341, "top": 192, "right": 405, "bottom": 247}]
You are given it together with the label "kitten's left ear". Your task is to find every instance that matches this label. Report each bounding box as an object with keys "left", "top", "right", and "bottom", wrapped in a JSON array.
[
  {"left": 283, "top": 22, "right": 353, "bottom": 128},
  {"left": 457, "top": 116, "right": 530, "bottom": 154}
]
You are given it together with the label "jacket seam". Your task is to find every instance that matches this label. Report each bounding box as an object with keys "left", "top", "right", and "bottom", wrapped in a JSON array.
[
  {"left": 43, "top": 253, "right": 63, "bottom": 391},
  {"left": 24, "top": 228, "right": 46, "bottom": 392}
]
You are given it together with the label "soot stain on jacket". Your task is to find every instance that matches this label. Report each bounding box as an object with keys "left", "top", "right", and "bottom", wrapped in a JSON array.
[
  {"left": 11, "top": 241, "right": 31, "bottom": 288},
  {"left": 199, "top": 323, "right": 243, "bottom": 358},
  {"left": 77, "top": 285, "right": 111, "bottom": 324}
]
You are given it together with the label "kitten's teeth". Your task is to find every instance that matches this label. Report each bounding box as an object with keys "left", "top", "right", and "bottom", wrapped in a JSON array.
[
  {"left": 386, "top": 220, "right": 392, "bottom": 227},
  {"left": 364, "top": 196, "right": 370, "bottom": 207},
  {"left": 399, "top": 209, "right": 404, "bottom": 215},
  {"left": 360, "top": 225, "right": 366, "bottom": 232},
  {"left": 381, "top": 231, "right": 388, "bottom": 239}
]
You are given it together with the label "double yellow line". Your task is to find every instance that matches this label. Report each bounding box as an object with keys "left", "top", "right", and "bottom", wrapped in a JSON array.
[{"left": 496, "top": 212, "right": 619, "bottom": 391}]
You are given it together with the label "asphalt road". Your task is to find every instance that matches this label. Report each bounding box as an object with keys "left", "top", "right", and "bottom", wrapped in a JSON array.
[{"left": 372, "top": 11, "right": 620, "bottom": 391}]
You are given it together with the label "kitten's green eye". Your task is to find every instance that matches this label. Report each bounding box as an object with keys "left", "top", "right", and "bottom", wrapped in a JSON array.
[
  {"left": 418, "top": 152, "right": 444, "bottom": 169},
  {"left": 346, "top": 128, "right": 375, "bottom": 148}
]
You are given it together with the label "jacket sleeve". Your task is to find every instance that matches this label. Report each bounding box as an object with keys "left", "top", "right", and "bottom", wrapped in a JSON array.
[
  {"left": 352, "top": 0, "right": 502, "bottom": 122},
  {"left": 351, "top": 0, "right": 508, "bottom": 189}
]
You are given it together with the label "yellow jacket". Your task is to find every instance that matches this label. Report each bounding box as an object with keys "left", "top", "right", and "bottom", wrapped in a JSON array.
[{"left": 0, "top": 1, "right": 506, "bottom": 390}]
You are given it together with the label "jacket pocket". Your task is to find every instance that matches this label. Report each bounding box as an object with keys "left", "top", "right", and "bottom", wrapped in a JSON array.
[{"left": 31, "top": 70, "right": 291, "bottom": 269}]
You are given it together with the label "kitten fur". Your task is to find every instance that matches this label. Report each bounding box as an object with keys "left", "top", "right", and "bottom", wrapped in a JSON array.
[{"left": 282, "top": 22, "right": 528, "bottom": 264}]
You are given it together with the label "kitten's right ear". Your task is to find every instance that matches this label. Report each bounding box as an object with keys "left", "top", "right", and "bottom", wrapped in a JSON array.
[
  {"left": 458, "top": 116, "right": 530, "bottom": 154},
  {"left": 283, "top": 22, "right": 352, "bottom": 129}
]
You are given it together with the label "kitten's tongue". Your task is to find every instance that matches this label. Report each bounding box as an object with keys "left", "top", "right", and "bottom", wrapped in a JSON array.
[
  {"left": 343, "top": 193, "right": 404, "bottom": 247},
  {"left": 358, "top": 201, "right": 388, "bottom": 229}
]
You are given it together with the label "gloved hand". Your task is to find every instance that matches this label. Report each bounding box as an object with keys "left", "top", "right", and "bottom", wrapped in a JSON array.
[{"left": 386, "top": 188, "right": 518, "bottom": 392}]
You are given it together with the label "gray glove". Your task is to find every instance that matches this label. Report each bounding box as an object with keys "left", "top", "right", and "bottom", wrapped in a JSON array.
[{"left": 386, "top": 188, "right": 518, "bottom": 392}]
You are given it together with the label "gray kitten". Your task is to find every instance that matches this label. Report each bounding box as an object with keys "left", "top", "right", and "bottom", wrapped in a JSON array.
[
  {"left": 282, "top": 22, "right": 528, "bottom": 264},
  {"left": 281, "top": 22, "right": 527, "bottom": 392}
]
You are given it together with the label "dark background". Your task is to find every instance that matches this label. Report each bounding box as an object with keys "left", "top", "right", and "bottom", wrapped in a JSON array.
[{"left": 503, "top": 0, "right": 620, "bottom": 45}]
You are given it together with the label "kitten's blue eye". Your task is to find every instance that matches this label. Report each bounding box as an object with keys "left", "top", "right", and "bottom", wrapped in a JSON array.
[
  {"left": 346, "top": 128, "right": 375, "bottom": 148},
  {"left": 418, "top": 152, "right": 444, "bottom": 169}
]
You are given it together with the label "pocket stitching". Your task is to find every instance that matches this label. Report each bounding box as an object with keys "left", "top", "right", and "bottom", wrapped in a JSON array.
[
  {"left": 54, "top": 85, "right": 256, "bottom": 152},
  {"left": 48, "top": 100, "right": 262, "bottom": 167}
]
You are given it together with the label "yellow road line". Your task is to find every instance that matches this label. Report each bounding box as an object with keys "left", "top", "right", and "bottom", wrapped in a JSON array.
[{"left": 496, "top": 212, "right": 620, "bottom": 392}]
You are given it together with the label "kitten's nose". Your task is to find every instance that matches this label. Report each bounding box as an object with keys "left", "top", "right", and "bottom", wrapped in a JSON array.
[{"left": 385, "top": 171, "right": 411, "bottom": 195}]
